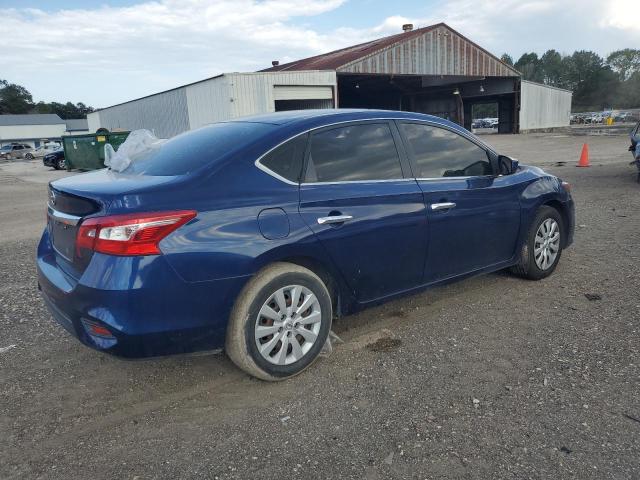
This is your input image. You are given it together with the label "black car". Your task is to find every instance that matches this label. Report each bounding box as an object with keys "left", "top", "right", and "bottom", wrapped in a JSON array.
[{"left": 43, "top": 148, "right": 66, "bottom": 170}]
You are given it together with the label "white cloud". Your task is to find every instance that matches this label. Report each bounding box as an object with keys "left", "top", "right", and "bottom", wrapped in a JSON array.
[
  {"left": 600, "top": 0, "right": 640, "bottom": 31},
  {"left": 0, "top": 0, "right": 638, "bottom": 107},
  {"left": 0, "top": 0, "right": 349, "bottom": 106}
]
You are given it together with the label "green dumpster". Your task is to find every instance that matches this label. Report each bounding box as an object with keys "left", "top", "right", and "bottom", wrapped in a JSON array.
[{"left": 62, "top": 130, "right": 130, "bottom": 170}]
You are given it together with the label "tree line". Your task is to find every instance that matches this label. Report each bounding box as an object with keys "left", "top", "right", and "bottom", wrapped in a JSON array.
[
  {"left": 0, "top": 79, "right": 95, "bottom": 119},
  {"left": 501, "top": 49, "right": 640, "bottom": 112}
]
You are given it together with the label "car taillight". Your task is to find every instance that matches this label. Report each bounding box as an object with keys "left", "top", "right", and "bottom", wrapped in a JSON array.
[{"left": 76, "top": 210, "right": 196, "bottom": 256}]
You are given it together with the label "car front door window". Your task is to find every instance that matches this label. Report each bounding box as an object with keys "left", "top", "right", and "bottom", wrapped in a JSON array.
[
  {"left": 399, "top": 121, "right": 520, "bottom": 282},
  {"left": 399, "top": 123, "right": 492, "bottom": 178}
]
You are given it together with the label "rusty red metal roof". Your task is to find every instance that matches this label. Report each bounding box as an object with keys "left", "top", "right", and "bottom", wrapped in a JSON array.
[
  {"left": 262, "top": 23, "right": 444, "bottom": 72},
  {"left": 260, "top": 22, "right": 518, "bottom": 76}
]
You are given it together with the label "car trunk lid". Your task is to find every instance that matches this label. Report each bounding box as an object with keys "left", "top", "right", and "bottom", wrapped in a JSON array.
[{"left": 48, "top": 170, "right": 177, "bottom": 278}]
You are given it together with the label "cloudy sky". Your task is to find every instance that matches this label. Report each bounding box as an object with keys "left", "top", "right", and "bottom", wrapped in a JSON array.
[{"left": 0, "top": 0, "right": 638, "bottom": 108}]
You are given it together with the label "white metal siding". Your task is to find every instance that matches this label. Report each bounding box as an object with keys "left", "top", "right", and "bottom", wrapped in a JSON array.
[
  {"left": 273, "top": 86, "right": 333, "bottom": 100},
  {"left": 90, "top": 71, "right": 337, "bottom": 139},
  {"left": 338, "top": 25, "right": 519, "bottom": 77},
  {"left": 519, "top": 81, "right": 572, "bottom": 131},
  {"left": 185, "top": 75, "right": 232, "bottom": 130},
  {"left": 228, "top": 72, "right": 336, "bottom": 118},
  {"left": 87, "top": 112, "right": 100, "bottom": 132},
  {"left": 93, "top": 88, "right": 190, "bottom": 139},
  {"left": 184, "top": 71, "right": 336, "bottom": 127},
  {"left": 0, "top": 124, "right": 66, "bottom": 144}
]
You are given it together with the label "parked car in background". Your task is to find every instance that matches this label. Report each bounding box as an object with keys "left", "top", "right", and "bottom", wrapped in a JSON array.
[
  {"left": 26, "top": 143, "right": 61, "bottom": 160},
  {"left": 0, "top": 143, "right": 33, "bottom": 160},
  {"left": 38, "top": 109, "right": 575, "bottom": 380},
  {"left": 615, "top": 112, "right": 634, "bottom": 123},
  {"left": 42, "top": 148, "right": 66, "bottom": 170},
  {"left": 471, "top": 119, "right": 494, "bottom": 129},
  {"left": 587, "top": 114, "right": 603, "bottom": 124}
]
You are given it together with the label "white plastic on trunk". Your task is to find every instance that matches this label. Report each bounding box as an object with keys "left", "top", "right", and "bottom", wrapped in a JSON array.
[{"left": 104, "top": 129, "right": 165, "bottom": 172}]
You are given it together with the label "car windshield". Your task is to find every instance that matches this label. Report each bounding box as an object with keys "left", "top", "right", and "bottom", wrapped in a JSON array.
[{"left": 121, "top": 122, "right": 275, "bottom": 176}]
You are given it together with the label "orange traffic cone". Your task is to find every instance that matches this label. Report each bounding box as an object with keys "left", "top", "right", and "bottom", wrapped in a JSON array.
[{"left": 577, "top": 143, "right": 590, "bottom": 167}]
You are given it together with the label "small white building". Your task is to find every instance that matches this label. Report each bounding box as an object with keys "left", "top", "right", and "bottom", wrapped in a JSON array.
[{"left": 0, "top": 114, "right": 89, "bottom": 147}]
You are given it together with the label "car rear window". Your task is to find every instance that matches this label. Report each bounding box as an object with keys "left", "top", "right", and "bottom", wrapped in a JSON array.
[{"left": 122, "top": 122, "right": 274, "bottom": 176}]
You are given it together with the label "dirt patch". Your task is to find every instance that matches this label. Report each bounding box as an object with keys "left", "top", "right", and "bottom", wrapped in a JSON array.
[{"left": 366, "top": 337, "right": 402, "bottom": 352}]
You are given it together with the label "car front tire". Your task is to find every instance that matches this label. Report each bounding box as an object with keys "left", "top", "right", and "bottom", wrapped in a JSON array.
[
  {"left": 226, "top": 262, "right": 332, "bottom": 381},
  {"left": 56, "top": 158, "right": 66, "bottom": 170},
  {"left": 25, "top": 153, "right": 34, "bottom": 160},
  {"left": 511, "top": 205, "right": 564, "bottom": 280}
]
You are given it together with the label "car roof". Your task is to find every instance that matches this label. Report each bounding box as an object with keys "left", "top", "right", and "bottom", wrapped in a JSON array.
[{"left": 228, "top": 109, "right": 467, "bottom": 135}]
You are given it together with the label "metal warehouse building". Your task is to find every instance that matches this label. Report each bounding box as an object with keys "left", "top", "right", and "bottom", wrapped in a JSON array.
[{"left": 88, "top": 23, "right": 571, "bottom": 137}]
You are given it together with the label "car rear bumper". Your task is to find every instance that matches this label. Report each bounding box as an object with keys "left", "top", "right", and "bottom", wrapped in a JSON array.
[{"left": 37, "top": 228, "right": 250, "bottom": 358}]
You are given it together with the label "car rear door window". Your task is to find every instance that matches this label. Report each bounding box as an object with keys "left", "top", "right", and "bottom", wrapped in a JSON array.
[
  {"left": 260, "top": 134, "right": 307, "bottom": 183},
  {"left": 305, "top": 123, "right": 403, "bottom": 182},
  {"left": 400, "top": 123, "right": 492, "bottom": 178}
]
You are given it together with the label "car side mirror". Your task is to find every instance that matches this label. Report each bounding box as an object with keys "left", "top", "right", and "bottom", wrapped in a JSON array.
[{"left": 498, "top": 155, "right": 519, "bottom": 175}]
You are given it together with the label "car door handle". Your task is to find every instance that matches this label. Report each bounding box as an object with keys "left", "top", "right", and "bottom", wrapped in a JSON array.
[
  {"left": 317, "top": 215, "right": 353, "bottom": 225},
  {"left": 431, "top": 202, "right": 457, "bottom": 211}
]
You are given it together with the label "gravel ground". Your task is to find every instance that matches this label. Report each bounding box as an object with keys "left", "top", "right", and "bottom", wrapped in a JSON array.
[{"left": 1, "top": 134, "right": 639, "bottom": 479}]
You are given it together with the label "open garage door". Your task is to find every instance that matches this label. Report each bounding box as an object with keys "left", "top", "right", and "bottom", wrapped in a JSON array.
[{"left": 273, "top": 86, "right": 334, "bottom": 111}]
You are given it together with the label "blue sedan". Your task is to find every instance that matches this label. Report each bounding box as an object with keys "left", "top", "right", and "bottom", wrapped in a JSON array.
[{"left": 37, "top": 109, "right": 575, "bottom": 380}]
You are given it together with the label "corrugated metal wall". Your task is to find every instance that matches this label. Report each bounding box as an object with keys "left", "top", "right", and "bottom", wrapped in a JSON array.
[
  {"left": 338, "top": 25, "right": 519, "bottom": 77},
  {"left": 185, "top": 75, "right": 232, "bottom": 130},
  {"left": 230, "top": 72, "right": 337, "bottom": 118},
  {"left": 184, "top": 71, "right": 336, "bottom": 129},
  {"left": 87, "top": 112, "right": 100, "bottom": 132},
  {"left": 92, "top": 88, "right": 190, "bottom": 139},
  {"left": 89, "top": 72, "right": 336, "bottom": 139},
  {"left": 519, "top": 81, "right": 572, "bottom": 131}
]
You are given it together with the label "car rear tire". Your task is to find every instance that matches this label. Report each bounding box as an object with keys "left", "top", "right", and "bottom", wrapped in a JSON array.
[
  {"left": 226, "top": 262, "right": 332, "bottom": 381},
  {"left": 511, "top": 205, "right": 563, "bottom": 280}
]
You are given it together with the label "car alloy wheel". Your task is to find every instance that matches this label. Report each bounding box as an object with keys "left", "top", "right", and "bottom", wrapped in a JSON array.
[
  {"left": 534, "top": 218, "right": 560, "bottom": 270},
  {"left": 511, "top": 205, "right": 564, "bottom": 280},
  {"left": 57, "top": 158, "right": 66, "bottom": 170},
  {"left": 254, "top": 285, "right": 322, "bottom": 365},
  {"left": 25, "top": 153, "right": 33, "bottom": 160},
  {"left": 226, "top": 262, "right": 332, "bottom": 381}
]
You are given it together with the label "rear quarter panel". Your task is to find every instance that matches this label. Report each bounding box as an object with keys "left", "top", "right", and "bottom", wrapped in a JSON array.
[{"left": 152, "top": 144, "right": 334, "bottom": 284}]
